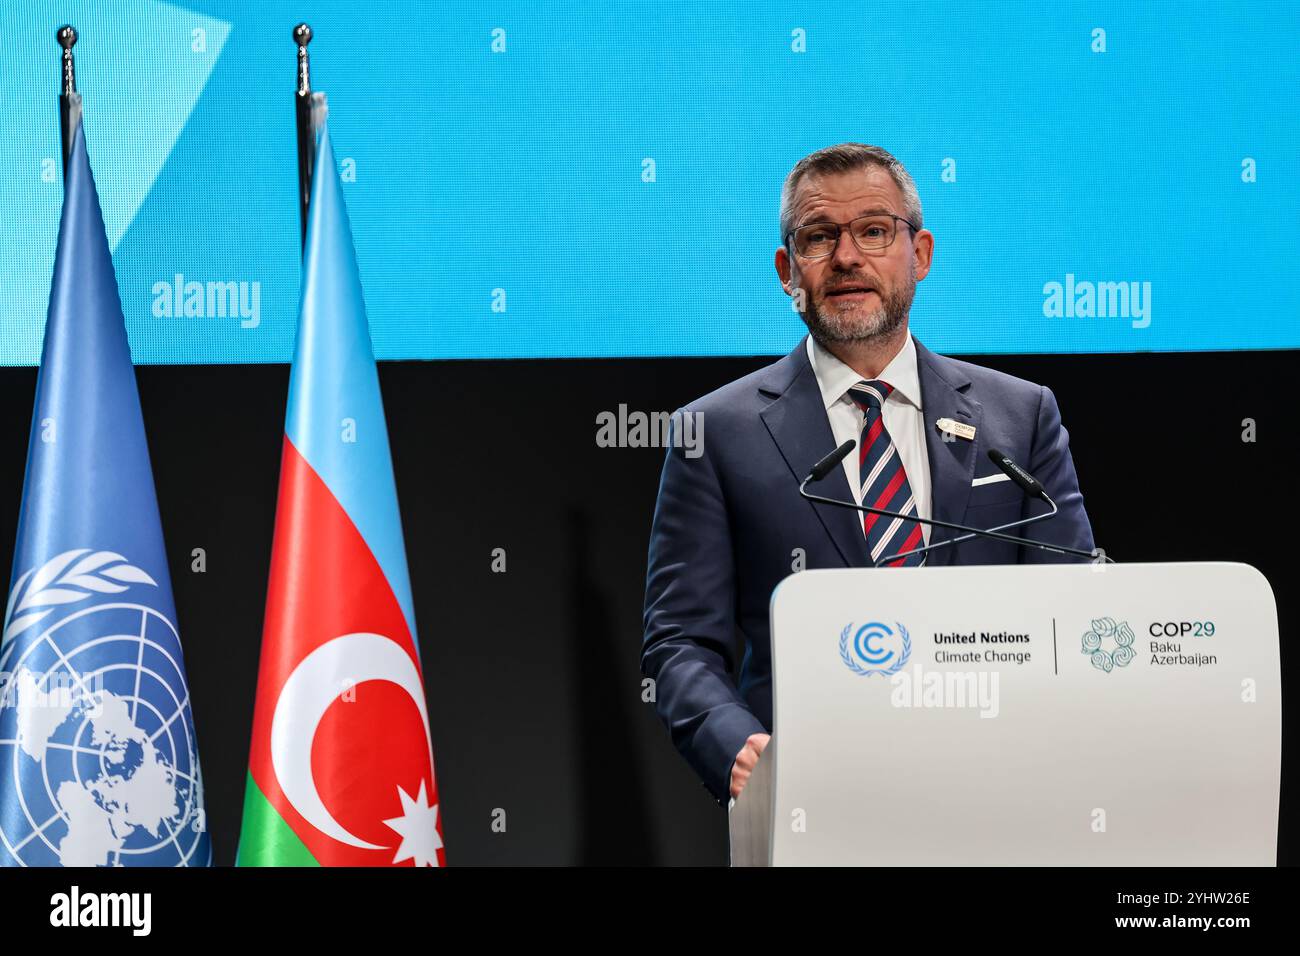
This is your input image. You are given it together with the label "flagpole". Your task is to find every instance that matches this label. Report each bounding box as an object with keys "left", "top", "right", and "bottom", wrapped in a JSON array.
[
  {"left": 57, "top": 24, "right": 82, "bottom": 180},
  {"left": 294, "top": 22, "right": 325, "bottom": 253}
]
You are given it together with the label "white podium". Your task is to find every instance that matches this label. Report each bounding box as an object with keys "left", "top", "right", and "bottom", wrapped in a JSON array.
[{"left": 729, "top": 562, "right": 1280, "bottom": 866}]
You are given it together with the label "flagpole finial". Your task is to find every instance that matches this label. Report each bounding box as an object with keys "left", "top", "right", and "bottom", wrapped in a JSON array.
[
  {"left": 57, "top": 25, "right": 77, "bottom": 95},
  {"left": 294, "top": 23, "right": 313, "bottom": 95}
]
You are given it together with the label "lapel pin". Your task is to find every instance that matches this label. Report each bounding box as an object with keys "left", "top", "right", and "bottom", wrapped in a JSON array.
[{"left": 935, "top": 417, "right": 976, "bottom": 441}]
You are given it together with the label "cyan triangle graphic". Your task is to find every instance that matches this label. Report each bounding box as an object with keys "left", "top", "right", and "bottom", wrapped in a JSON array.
[{"left": 0, "top": 0, "right": 229, "bottom": 364}]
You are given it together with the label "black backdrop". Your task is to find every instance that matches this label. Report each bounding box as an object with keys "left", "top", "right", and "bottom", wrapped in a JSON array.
[{"left": 0, "top": 347, "right": 1294, "bottom": 866}]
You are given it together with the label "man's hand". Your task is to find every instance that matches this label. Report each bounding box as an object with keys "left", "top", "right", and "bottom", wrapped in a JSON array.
[{"left": 730, "top": 733, "right": 771, "bottom": 799}]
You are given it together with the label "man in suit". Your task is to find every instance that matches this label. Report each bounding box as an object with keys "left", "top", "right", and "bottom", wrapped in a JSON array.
[{"left": 641, "top": 143, "right": 1095, "bottom": 807}]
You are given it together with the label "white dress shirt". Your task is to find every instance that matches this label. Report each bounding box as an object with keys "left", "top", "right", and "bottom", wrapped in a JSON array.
[{"left": 806, "top": 334, "right": 932, "bottom": 546}]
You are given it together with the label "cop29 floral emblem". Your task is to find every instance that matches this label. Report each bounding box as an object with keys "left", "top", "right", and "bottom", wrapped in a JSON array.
[
  {"left": 839, "top": 621, "right": 910, "bottom": 677},
  {"left": 1081, "top": 616, "right": 1136, "bottom": 673}
]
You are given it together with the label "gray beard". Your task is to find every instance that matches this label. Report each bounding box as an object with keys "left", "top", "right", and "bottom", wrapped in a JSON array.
[{"left": 800, "top": 267, "right": 915, "bottom": 348}]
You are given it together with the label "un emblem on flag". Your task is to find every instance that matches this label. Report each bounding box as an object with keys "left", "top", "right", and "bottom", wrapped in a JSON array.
[{"left": 0, "top": 550, "right": 209, "bottom": 867}]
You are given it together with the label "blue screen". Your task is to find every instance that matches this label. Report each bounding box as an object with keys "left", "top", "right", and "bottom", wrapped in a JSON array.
[{"left": 1, "top": 1, "right": 1297, "bottom": 364}]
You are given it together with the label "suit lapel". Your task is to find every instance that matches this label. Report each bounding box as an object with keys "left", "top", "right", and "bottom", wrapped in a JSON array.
[
  {"left": 914, "top": 337, "right": 982, "bottom": 567},
  {"left": 759, "top": 339, "right": 871, "bottom": 568}
]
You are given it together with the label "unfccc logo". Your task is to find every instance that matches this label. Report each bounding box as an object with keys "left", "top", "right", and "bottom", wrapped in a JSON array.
[{"left": 839, "top": 621, "right": 911, "bottom": 677}]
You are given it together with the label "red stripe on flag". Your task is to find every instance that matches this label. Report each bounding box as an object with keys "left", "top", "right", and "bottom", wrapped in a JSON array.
[{"left": 246, "top": 436, "right": 443, "bottom": 867}]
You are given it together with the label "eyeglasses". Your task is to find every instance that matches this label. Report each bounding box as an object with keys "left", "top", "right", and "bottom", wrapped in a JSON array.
[{"left": 786, "top": 213, "right": 918, "bottom": 259}]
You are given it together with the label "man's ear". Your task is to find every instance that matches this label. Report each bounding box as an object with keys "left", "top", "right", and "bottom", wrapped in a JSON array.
[
  {"left": 912, "top": 229, "right": 934, "bottom": 282},
  {"left": 775, "top": 245, "right": 794, "bottom": 296}
]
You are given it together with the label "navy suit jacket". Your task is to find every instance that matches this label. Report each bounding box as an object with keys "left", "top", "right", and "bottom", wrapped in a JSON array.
[{"left": 641, "top": 335, "right": 1095, "bottom": 804}]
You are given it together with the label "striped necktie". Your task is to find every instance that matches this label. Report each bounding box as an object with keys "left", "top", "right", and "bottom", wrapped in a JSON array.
[{"left": 847, "top": 380, "right": 926, "bottom": 567}]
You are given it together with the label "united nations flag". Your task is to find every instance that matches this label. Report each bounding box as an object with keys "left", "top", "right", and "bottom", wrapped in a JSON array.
[{"left": 0, "top": 119, "right": 210, "bottom": 867}]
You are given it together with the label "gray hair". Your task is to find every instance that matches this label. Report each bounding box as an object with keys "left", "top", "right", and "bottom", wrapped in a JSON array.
[{"left": 779, "top": 143, "right": 923, "bottom": 240}]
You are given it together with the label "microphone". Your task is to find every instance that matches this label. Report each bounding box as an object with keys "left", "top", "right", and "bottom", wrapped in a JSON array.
[
  {"left": 987, "top": 447, "right": 1048, "bottom": 502},
  {"left": 797, "top": 441, "right": 1104, "bottom": 565},
  {"left": 874, "top": 444, "right": 1070, "bottom": 566},
  {"left": 809, "top": 440, "right": 857, "bottom": 482}
]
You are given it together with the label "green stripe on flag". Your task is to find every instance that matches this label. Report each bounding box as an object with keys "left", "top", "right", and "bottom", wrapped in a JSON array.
[{"left": 236, "top": 771, "right": 319, "bottom": 867}]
